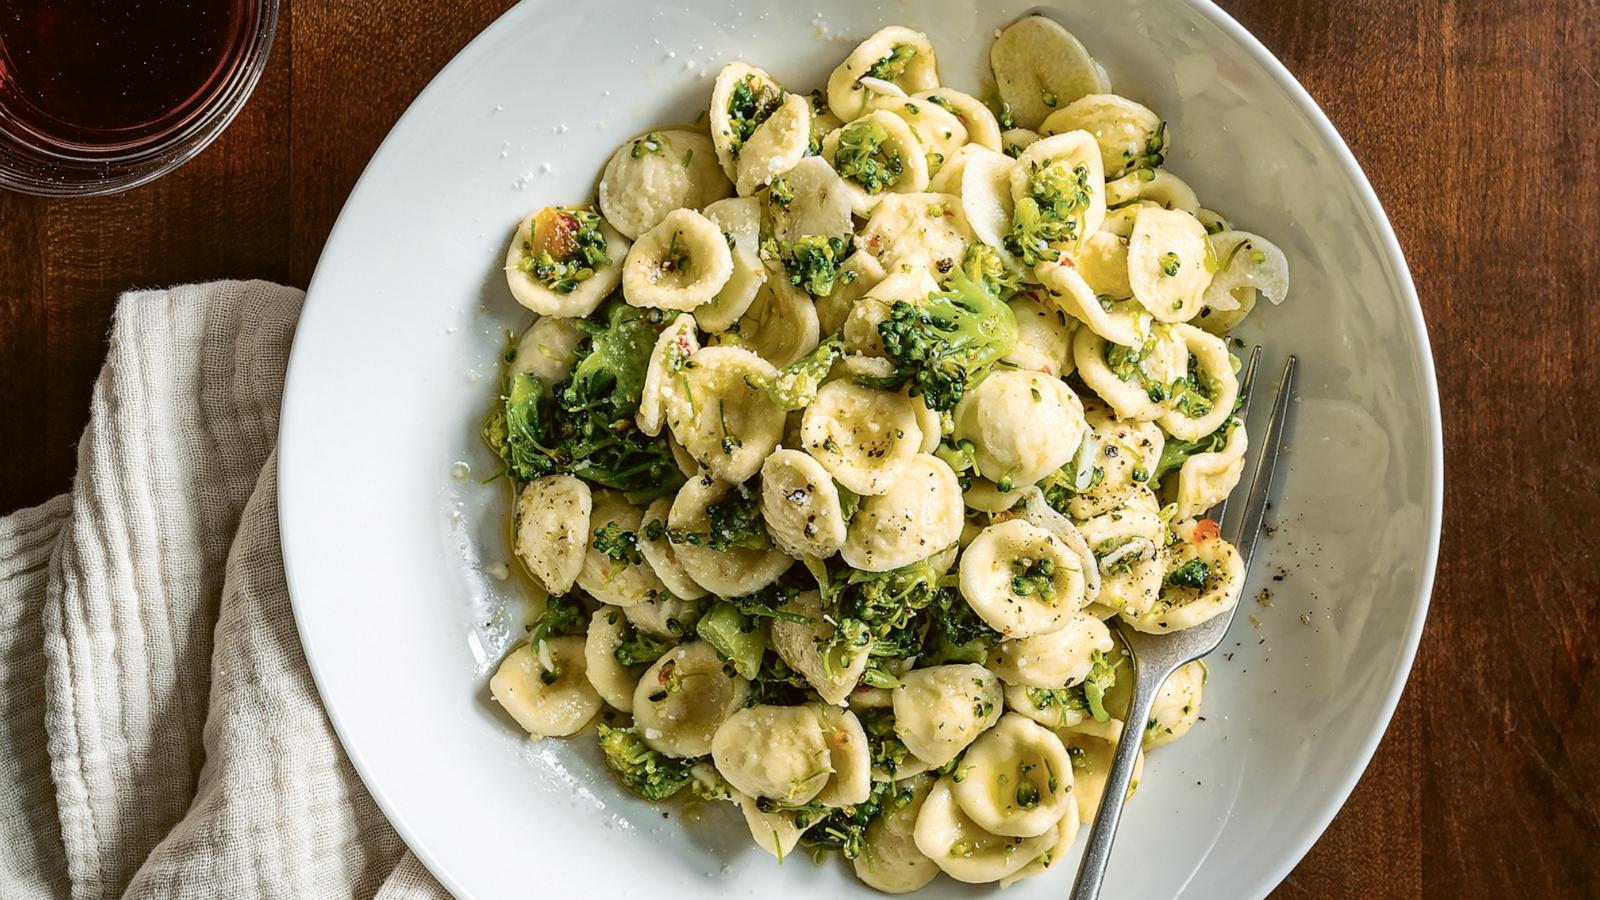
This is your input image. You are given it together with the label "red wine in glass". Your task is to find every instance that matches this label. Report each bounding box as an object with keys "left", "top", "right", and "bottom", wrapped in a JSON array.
[{"left": 0, "top": 0, "right": 278, "bottom": 196}]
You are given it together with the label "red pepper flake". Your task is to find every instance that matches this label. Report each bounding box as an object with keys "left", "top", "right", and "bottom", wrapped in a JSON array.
[{"left": 1193, "top": 518, "right": 1220, "bottom": 542}]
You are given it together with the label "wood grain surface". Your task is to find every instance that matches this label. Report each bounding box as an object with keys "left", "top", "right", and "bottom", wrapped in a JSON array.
[{"left": 1, "top": 2, "right": 1596, "bottom": 896}]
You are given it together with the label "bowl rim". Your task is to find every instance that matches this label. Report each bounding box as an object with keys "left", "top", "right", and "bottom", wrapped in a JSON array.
[{"left": 280, "top": 2, "right": 1443, "bottom": 897}]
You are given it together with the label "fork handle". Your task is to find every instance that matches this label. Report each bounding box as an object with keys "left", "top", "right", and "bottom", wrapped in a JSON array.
[{"left": 1068, "top": 665, "right": 1168, "bottom": 900}]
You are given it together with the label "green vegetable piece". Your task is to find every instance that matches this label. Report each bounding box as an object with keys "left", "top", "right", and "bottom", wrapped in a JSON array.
[
  {"left": 1004, "top": 157, "right": 1093, "bottom": 266},
  {"left": 865, "top": 44, "right": 917, "bottom": 81},
  {"left": 1166, "top": 557, "right": 1211, "bottom": 589},
  {"left": 865, "top": 245, "right": 1019, "bottom": 411},
  {"left": 696, "top": 601, "right": 768, "bottom": 679},
  {"left": 833, "top": 118, "right": 904, "bottom": 194},
  {"left": 596, "top": 723, "right": 694, "bottom": 801},
  {"left": 745, "top": 334, "right": 846, "bottom": 411}
]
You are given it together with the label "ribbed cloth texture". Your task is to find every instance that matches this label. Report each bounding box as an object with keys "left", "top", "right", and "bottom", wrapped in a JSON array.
[{"left": 0, "top": 282, "right": 451, "bottom": 899}]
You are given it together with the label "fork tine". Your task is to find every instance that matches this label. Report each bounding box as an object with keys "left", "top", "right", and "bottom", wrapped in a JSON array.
[
  {"left": 1210, "top": 345, "right": 1261, "bottom": 525},
  {"left": 1224, "top": 355, "right": 1297, "bottom": 565}
]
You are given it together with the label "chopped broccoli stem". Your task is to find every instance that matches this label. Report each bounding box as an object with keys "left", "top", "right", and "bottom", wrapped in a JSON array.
[
  {"left": 696, "top": 601, "right": 768, "bottom": 678},
  {"left": 865, "top": 44, "right": 917, "bottom": 82}
]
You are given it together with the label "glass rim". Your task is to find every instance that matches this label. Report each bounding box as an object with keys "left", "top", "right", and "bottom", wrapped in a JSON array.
[{"left": 0, "top": 0, "right": 281, "bottom": 198}]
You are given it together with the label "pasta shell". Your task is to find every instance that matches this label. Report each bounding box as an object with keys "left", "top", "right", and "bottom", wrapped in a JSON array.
[
  {"left": 490, "top": 638, "right": 602, "bottom": 738},
  {"left": 958, "top": 518, "right": 1087, "bottom": 639},
  {"left": 711, "top": 705, "right": 833, "bottom": 803},
  {"left": 1127, "top": 206, "right": 1213, "bottom": 322},
  {"left": 912, "top": 777, "right": 1057, "bottom": 883},
  {"left": 665, "top": 345, "right": 786, "bottom": 483},
  {"left": 892, "top": 664, "right": 1003, "bottom": 768},
  {"left": 509, "top": 317, "right": 584, "bottom": 385},
  {"left": 576, "top": 490, "right": 668, "bottom": 608},
  {"left": 770, "top": 590, "right": 871, "bottom": 705},
  {"left": 913, "top": 88, "right": 1002, "bottom": 151},
  {"left": 951, "top": 369, "right": 1086, "bottom": 488},
  {"left": 513, "top": 474, "right": 592, "bottom": 595},
  {"left": 599, "top": 128, "right": 732, "bottom": 239},
  {"left": 637, "top": 313, "right": 699, "bottom": 437},
  {"left": 696, "top": 196, "right": 769, "bottom": 333},
  {"left": 759, "top": 448, "right": 848, "bottom": 559},
  {"left": 841, "top": 455, "right": 964, "bottom": 572},
  {"left": 1041, "top": 93, "right": 1166, "bottom": 179},
  {"left": 990, "top": 15, "right": 1109, "bottom": 130},
  {"left": 821, "top": 111, "right": 933, "bottom": 215},
  {"left": 1145, "top": 660, "right": 1206, "bottom": 748},
  {"left": 852, "top": 775, "right": 939, "bottom": 893},
  {"left": 1156, "top": 324, "right": 1238, "bottom": 440},
  {"left": 826, "top": 26, "right": 940, "bottom": 122},
  {"left": 622, "top": 208, "right": 735, "bottom": 311},
  {"left": 633, "top": 641, "right": 750, "bottom": 758},
  {"left": 504, "top": 209, "right": 631, "bottom": 318},
  {"left": 1121, "top": 516, "right": 1244, "bottom": 633},
  {"left": 664, "top": 475, "right": 791, "bottom": 597},
  {"left": 736, "top": 93, "right": 812, "bottom": 196},
  {"left": 801, "top": 379, "right": 924, "bottom": 495},
  {"left": 584, "top": 606, "right": 641, "bottom": 713},
  {"left": 949, "top": 713, "right": 1076, "bottom": 838}
]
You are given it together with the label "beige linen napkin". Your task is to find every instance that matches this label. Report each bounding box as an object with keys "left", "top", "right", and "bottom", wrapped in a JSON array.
[{"left": 0, "top": 282, "right": 450, "bottom": 900}]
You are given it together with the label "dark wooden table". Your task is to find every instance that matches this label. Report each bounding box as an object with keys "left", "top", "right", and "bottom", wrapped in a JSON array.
[{"left": 3, "top": 2, "right": 1597, "bottom": 896}]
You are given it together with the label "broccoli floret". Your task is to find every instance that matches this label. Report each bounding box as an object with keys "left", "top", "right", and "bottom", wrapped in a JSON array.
[
  {"left": 591, "top": 521, "right": 643, "bottom": 568},
  {"left": 613, "top": 626, "right": 676, "bottom": 668},
  {"left": 1166, "top": 557, "right": 1211, "bottom": 589},
  {"left": 483, "top": 300, "right": 684, "bottom": 502},
  {"left": 596, "top": 724, "right": 694, "bottom": 801},
  {"left": 865, "top": 44, "right": 917, "bottom": 81},
  {"left": 1004, "top": 157, "right": 1093, "bottom": 266},
  {"left": 919, "top": 587, "right": 1001, "bottom": 665},
  {"left": 832, "top": 552, "right": 950, "bottom": 651},
  {"left": 868, "top": 247, "right": 1019, "bottom": 411},
  {"left": 764, "top": 235, "right": 852, "bottom": 297},
  {"left": 798, "top": 779, "right": 911, "bottom": 861},
  {"left": 666, "top": 482, "right": 770, "bottom": 551},
  {"left": 727, "top": 75, "right": 785, "bottom": 156},
  {"left": 530, "top": 592, "right": 588, "bottom": 646},
  {"left": 1009, "top": 557, "right": 1056, "bottom": 599},
  {"left": 833, "top": 118, "right": 904, "bottom": 194},
  {"left": 1080, "top": 649, "right": 1121, "bottom": 721},
  {"left": 745, "top": 334, "right": 846, "bottom": 411}
]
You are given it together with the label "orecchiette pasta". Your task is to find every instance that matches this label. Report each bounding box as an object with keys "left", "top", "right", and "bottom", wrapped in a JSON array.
[
  {"left": 759, "top": 448, "right": 848, "bottom": 558},
  {"left": 801, "top": 379, "right": 924, "bottom": 495},
  {"left": 827, "top": 26, "right": 940, "bottom": 122},
  {"left": 480, "top": 17, "right": 1292, "bottom": 887},
  {"left": 841, "top": 454, "right": 964, "bottom": 572},
  {"left": 695, "top": 196, "right": 768, "bottom": 333},
  {"left": 513, "top": 474, "right": 592, "bottom": 595},
  {"left": 633, "top": 641, "right": 750, "bottom": 758},
  {"left": 822, "top": 111, "right": 933, "bottom": 215},
  {"left": 951, "top": 368, "right": 1086, "bottom": 488},
  {"left": 1056, "top": 716, "right": 1143, "bottom": 823},
  {"left": 599, "top": 129, "right": 731, "bottom": 239},
  {"left": 736, "top": 93, "right": 812, "bottom": 197},
  {"left": 913, "top": 777, "right": 1059, "bottom": 883},
  {"left": 959, "top": 518, "right": 1086, "bottom": 638},
  {"left": 1175, "top": 420, "right": 1247, "bottom": 518},
  {"left": 576, "top": 490, "right": 668, "bottom": 608},
  {"left": 490, "top": 638, "right": 602, "bottom": 738},
  {"left": 988, "top": 612, "right": 1113, "bottom": 689},
  {"left": 584, "top": 607, "right": 641, "bottom": 712},
  {"left": 1040, "top": 93, "right": 1166, "bottom": 179},
  {"left": 504, "top": 207, "right": 631, "bottom": 318},
  {"left": 949, "top": 713, "right": 1076, "bottom": 837},
  {"left": 814, "top": 705, "right": 873, "bottom": 807},
  {"left": 1126, "top": 206, "right": 1213, "bottom": 322},
  {"left": 636, "top": 313, "right": 699, "bottom": 437},
  {"left": 990, "top": 15, "right": 1108, "bottom": 130},
  {"left": 666, "top": 475, "right": 792, "bottom": 597},
  {"left": 769, "top": 590, "right": 870, "bottom": 705},
  {"left": 1146, "top": 660, "right": 1206, "bottom": 748},
  {"left": 913, "top": 88, "right": 1002, "bottom": 152},
  {"left": 621, "top": 208, "right": 734, "bottom": 311},
  {"left": 853, "top": 775, "right": 939, "bottom": 893},
  {"left": 892, "top": 663, "right": 1002, "bottom": 768},
  {"left": 711, "top": 704, "right": 832, "bottom": 802},
  {"left": 636, "top": 496, "right": 707, "bottom": 600},
  {"left": 1122, "top": 516, "right": 1244, "bottom": 633},
  {"left": 510, "top": 316, "right": 585, "bottom": 384},
  {"left": 665, "top": 345, "right": 786, "bottom": 482}
]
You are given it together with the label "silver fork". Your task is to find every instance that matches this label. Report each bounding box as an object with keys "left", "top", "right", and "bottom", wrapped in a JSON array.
[{"left": 1068, "top": 349, "right": 1298, "bottom": 900}]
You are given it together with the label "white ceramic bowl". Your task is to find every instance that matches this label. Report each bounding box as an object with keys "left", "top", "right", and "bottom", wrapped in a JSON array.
[{"left": 279, "top": 1, "right": 1441, "bottom": 897}]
